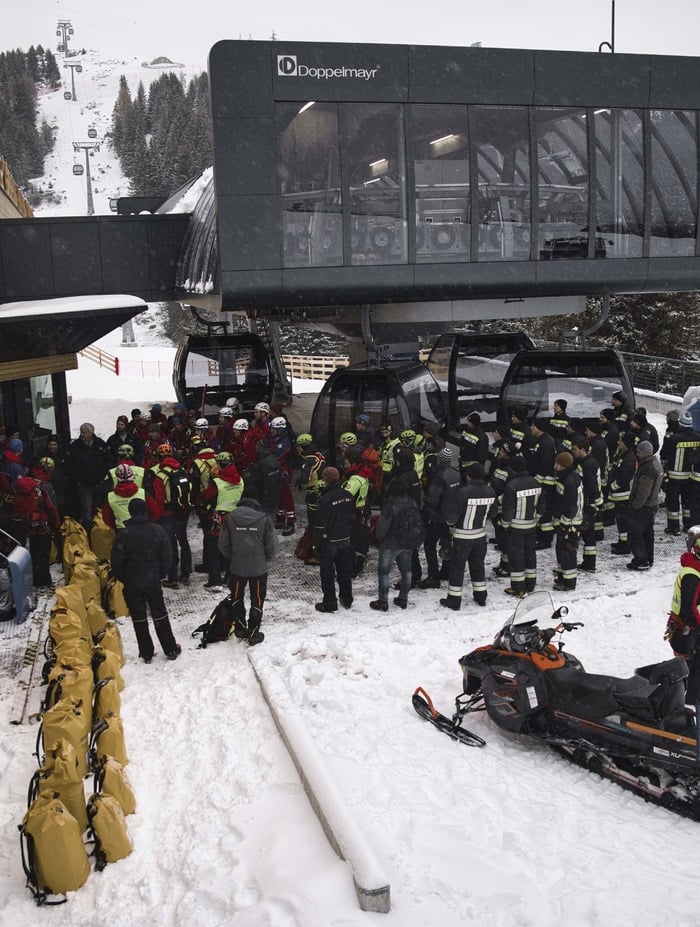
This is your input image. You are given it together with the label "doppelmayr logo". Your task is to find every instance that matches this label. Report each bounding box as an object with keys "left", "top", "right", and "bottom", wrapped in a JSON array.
[{"left": 277, "top": 54, "right": 379, "bottom": 81}]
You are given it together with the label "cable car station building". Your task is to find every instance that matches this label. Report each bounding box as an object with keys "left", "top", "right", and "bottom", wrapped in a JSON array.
[{"left": 2, "top": 40, "right": 700, "bottom": 444}]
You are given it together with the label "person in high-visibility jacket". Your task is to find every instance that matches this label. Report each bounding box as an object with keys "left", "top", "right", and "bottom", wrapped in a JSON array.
[
  {"left": 200, "top": 451, "right": 244, "bottom": 592},
  {"left": 341, "top": 445, "right": 372, "bottom": 577},
  {"left": 666, "top": 526, "right": 700, "bottom": 703},
  {"left": 102, "top": 463, "right": 149, "bottom": 530}
]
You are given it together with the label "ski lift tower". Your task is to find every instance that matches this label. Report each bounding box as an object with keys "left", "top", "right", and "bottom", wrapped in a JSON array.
[
  {"left": 64, "top": 61, "right": 83, "bottom": 101},
  {"left": 56, "top": 20, "right": 75, "bottom": 57},
  {"left": 73, "top": 141, "right": 100, "bottom": 215}
]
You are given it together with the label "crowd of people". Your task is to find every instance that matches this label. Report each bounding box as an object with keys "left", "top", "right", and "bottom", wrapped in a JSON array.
[{"left": 1, "top": 393, "right": 699, "bottom": 661}]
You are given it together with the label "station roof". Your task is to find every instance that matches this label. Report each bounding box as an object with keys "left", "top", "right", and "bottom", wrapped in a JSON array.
[{"left": 0, "top": 294, "right": 147, "bottom": 380}]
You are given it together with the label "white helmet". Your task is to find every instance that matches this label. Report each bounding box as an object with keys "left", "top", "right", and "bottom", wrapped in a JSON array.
[
  {"left": 195, "top": 417, "right": 209, "bottom": 429},
  {"left": 219, "top": 406, "right": 234, "bottom": 417},
  {"left": 254, "top": 402, "right": 270, "bottom": 414},
  {"left": 225, "top": 397, "right": 241, "bottom": 410},
  {"left": 270, "top": 416, "right": 286, "bottom": 429},
  {"left": 233, "top": 418, "right": 249, "bottom": 431}
]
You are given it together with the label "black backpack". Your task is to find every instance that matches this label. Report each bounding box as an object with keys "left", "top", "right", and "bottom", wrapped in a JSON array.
[
  {"left": 395, "top": 497, "right": 425, "bottom": 549},
  {"left": 164, "top": 468, "right": 191, "bottom": 513},
  {"left": 192, "top": 595, "right": 244, "bottom": 648}
]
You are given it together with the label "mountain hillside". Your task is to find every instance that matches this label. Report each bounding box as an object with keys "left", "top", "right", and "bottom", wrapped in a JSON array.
[{"left": 32, "top": 49, "right": 203, "bottom": 216}]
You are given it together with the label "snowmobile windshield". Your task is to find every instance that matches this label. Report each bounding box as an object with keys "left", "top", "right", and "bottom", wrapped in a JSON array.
[{"left": 495, "top": 591, "right": 564, "bottom": 653}]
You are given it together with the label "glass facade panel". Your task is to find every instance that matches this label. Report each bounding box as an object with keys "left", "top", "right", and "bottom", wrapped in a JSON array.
[
  {"left": 276, "top": 98, "right": 700, "bottom": 268},
  {"left": 536, "top": 108, "right": 591, "bottom": 260},
  {"left": 341, "top": 103, "right": 407, "bottom": 265},
  {"left": 473, "top": 106, "right": 531, "bottom": 261},
  {"left": 594, "top": 109, "right": 644, "bottom": 258},
  {"left": 409, "top": 105, "right": 470, "bottom": 263},
  {"left": 31, "top": 374, "right": 57, "bottom": 457},
  {"left": 278, "top": 102, "right": 343, "bottom": 268},
  {"left": 650, "top": 110, "right": 698, "bottom": 257}
]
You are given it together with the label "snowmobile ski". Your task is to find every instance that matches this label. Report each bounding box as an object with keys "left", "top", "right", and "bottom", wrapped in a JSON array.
[{"left": 412, "top": 687, "right": 486, "bottom": 747}]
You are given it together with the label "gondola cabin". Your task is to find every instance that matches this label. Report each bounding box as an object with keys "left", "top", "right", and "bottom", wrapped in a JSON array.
[
  {"left": 498, "top": 347, "right": 635, "bottom": 427},
  {"left": 425, "top": 331, "right": 535, "bottom": 436},
  {"left": 173, "top": 333, "right": 273, "bottom": 421},
  {"left": 310, "top": 361, "right": 447, "bottom": 461}
]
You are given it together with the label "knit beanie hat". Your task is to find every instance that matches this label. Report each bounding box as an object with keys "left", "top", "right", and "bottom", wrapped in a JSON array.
[
  {"left": 467, "top": 462, "right": 485, "bottom": 480},
  {"left": 509, "top": 456, "right": 528, "bottom": 472},
  {"left": 438, "top": 447, "right": 453, "bottom": 463},
  {"left": 620, "top": 431, "right": 637, "bottom": 449},
  {"left": 554, "top": 399, "right": 567, "bottom": 411},
  {"left": 636, "top": 440, "right": 654, "bottom": 456},
  {"left": 8, "top": 438, "right": 22, "bottom": 454}
]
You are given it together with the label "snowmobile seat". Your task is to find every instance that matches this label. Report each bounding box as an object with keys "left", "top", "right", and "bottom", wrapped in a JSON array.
[
  {"left": 635, "top": 658, "right": 688, "bottom": 721},
  {"left": 547, "top": 665, "right": 657, "bottom": 720}
]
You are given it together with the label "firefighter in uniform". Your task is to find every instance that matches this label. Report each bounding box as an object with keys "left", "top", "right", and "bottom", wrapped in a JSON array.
[
  {"left": 552, "top": 451, "right": 583, "bottom": 591},
  {"left": 661, "top": 411, "right": 700, "bottom": 535},
  {"left": 500, "top": 456, "right": 542, "bottom": 597},
  {"left": 440, "top": 462, "right": 496, "bottom": 611},
  {"left": 572, "top": 436, "right": 603, "bottom": 573}
]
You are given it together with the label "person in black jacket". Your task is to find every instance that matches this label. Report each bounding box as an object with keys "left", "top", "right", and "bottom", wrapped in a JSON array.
[
  {"left": 572, "top": 436, "right": 604, "bottom": 572},
  {"left": 370, "top": 479, "right": 424, "bottom": 611},
  {"left": 552, "top": 451, "right": 583, "bottom": 591},
  {"left": 441, "top": 462, "right": 496, "bottom": 610},
  {"left": 68, "top": 423, "right": 111, "bottom": 529},
  {"left": 313, "top": 467, "right": 355, "bottom": 613},
  {"left": 110, "top": 497, "right": 180, "bottom": 663},
  {"left": 500, "top": 456, "right": 542, "bottom": 597},
  {"left": 243, "top": 438, "right": 282, "bottom": 518},
  {"left": 419, "top": 446, "right": 461, "bottom": 589}
]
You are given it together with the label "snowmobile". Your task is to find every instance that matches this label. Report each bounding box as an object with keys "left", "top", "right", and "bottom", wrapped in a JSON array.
[{"left": 413, "top": 591, "right": 700, "bottom": 819}]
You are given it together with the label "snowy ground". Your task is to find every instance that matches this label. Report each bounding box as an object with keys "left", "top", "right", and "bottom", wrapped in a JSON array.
[
  {"left": 0, "top": 324, "right": 698, "bottom": 926},
  {"left": 1, "top": 45, "right": 697, "bottom": 926}
]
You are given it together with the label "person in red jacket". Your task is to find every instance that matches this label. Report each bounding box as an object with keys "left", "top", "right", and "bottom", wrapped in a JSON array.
[
  {"left": 248, "top": 402, "right": 272, "bottom": 445},
  {"left": 231, "top": 418, "right": 256, "bottom": 474},
  {"left": 149, "top": 451, "right": 192, "bottom": 588},
  {"left": 13, "top": 474, "right": 59, "bottom": 588}
]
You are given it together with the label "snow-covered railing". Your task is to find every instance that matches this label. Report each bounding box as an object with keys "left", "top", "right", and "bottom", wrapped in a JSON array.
[{"left": 248, "top": 651, "right": 391, "bottom": 913}]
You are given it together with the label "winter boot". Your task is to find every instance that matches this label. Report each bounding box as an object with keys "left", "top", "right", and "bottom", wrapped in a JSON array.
[{"left": 439, "top": 596, "right": 461, "bottom": 611}]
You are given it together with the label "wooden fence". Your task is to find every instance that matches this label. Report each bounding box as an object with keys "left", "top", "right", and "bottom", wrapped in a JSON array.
[
  {"left": 79, "top": 347, "right": 349, "bottom": 382},
  {"left": 79, "top": 345, "right": 119, "bottom": 374},
  {"left": 281, "top": 354, "right": 349, "bottom": 380}
]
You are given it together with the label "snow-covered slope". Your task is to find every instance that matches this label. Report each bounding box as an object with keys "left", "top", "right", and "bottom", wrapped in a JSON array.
[{"left": 33, "top": 49, "right": 202, "bottom": 217}]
